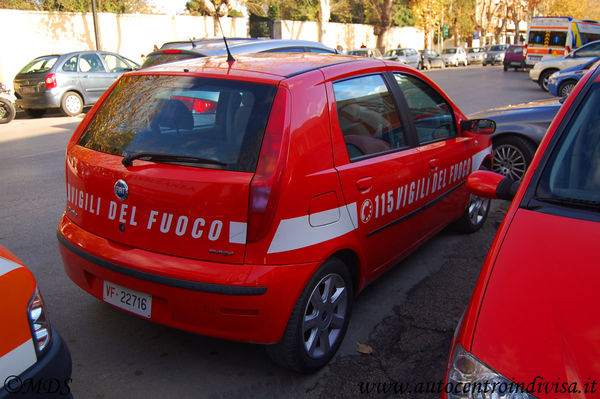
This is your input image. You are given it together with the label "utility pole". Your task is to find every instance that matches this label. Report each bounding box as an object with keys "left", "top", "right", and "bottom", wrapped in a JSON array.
[{"left": 92, "top": 0, "right": 101, "bottom": 50}]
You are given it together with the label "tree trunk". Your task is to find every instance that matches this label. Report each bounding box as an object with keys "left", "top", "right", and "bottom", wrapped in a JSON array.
[
  {"left": 318, "top": 0, "right": 330, "bottom": 43},
  {"left": 373, "top": 0, "right": 393, "bottom": 52}
]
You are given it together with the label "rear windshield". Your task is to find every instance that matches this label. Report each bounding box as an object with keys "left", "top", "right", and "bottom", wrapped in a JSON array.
[
  {"left": 528, "top": 31, "right": 567, "bottom": 47},
  {"left": 141, "top": 52, "right": 203, "bottom": 68},
  {"left": 19, "top": 56, "right": 58, "bottom": 74},
  {"left": 78, "top": 75, "right": 278, "bottom": 172}
]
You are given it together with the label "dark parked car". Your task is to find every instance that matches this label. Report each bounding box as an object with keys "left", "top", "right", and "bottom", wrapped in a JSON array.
[
  {"left": 14, "top": 51, "right": 139, "bottom": 117},
  {"left": 483, "top": 44, "right": 509, "bottom": 66},
  {"left": 469, "top": 98, "right": 561, "bottom": 180},
  {"left": 419, "top": 49, "right": 445, "bottom": 69},
  {"left": 503, "top": 44, "right": 526, "bottom": 71},
  {"left": 143, "top": 38, "right": 338, "bottom": 68}
]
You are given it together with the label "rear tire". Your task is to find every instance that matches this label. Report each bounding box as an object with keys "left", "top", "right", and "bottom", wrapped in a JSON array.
[
  {"left": 0, "top": 98, "right": 16, "bottom": 124},
  {"left": 266, "top": 258, "right": 353, "bottom": 373},
  {"left": 492, "top": 136, "right": 537, "bottom": 181},
  {"left": 538, "top": 69, "right": 558, "bottom": 92},
  {"left": 61, "top": 91, "right": 83, "bottom": 116}
]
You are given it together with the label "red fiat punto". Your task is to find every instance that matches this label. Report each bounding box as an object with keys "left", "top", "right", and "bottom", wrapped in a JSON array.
[
  {"left": 57, "top": 53, "right": 493, "bottom": 372},
  {"left": 443, "top": 59, "right": 600, "bottom": 396}
]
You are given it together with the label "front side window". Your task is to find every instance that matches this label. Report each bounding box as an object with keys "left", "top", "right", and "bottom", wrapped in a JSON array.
[
  {"left": 393, "top": 73, "right": 456, "bottom": 144},
  {"left": 78, "top": 75, "right": 277, "bottom": 172},
  {"left": 574, "top": 42, "right": 600, "bottom": 58},
  {"left": 536, "top": 83, "right": 600, "bottom": 206},
  {"left": 333, "top": 74, "right": 405, "bottom": 161},
  {"left": 102, "top": 54, "right": 133, "bottom": 72}
]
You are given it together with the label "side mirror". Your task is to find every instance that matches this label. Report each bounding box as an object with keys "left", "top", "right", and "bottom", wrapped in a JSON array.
[
  {"left": 460, "top": 119, "right": 496, "bottom": 135},
  {"left": 466, "top": 170, "right": 519, "bottom": 201}
]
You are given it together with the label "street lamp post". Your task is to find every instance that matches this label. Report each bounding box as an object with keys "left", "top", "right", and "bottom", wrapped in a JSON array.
[{"left": 91, "top": 0, "right": 101, "bottom": 50}]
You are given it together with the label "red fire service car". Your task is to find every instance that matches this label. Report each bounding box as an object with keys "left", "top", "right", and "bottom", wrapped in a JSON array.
[
  {"left": 0, "top": 244, "right": 72, "bottom": 399},
  {"left": 443, "top": 55, "right": 600, "bottom": 397},
  {"left": 57, "top": 52, "right": 494, "bottom": 372}
]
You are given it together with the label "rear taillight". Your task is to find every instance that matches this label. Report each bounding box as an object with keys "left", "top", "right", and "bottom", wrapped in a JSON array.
[
  {"left": 28, "top": 289, "right": 52, "bottom": 356},
  {"left": 193, "top": 98, "right": 217, "bottom": 113},
  {"left": 524, "top": 44, "right": 528, "bottom": 56},
  {"left": 247, "top": 87, "right": 290, "bottom": 243},
  {"left": 45, "top": 73, "right": 57, "bottom": 89}
]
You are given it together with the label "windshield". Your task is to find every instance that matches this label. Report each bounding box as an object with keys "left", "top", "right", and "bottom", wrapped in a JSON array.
[
  {"left": 535, "top": 83, "right": 600, "bottom": 206},
  {"left": 442, "top": 48, "right": 457, "bottom": 54},
  {"left": 78, "top": 75, "right": 277, "bottom": 172},
  {"left": 141, "top": 52, "right": 203, "bottom": 68},
  {"left": 19, "top": 56, "right": 58, "bottom": 74},
  {"left": 468, "top": 48, "right": 483, "bottom": 53}
]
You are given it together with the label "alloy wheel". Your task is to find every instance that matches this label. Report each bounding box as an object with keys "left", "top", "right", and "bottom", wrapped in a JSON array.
[
  {"left": 493, "top": 144, "right": 527, "bottom": 180},
  {"left": 302, "top": 273, "right": 348, "bottom": 359}
]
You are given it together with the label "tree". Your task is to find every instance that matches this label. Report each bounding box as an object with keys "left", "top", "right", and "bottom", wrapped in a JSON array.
[
  {"left": 1, "top": 0, "right": 148, "bottom": 13},
  {"left": 186, "top": 0, "right": 236, "bottom": 35}
]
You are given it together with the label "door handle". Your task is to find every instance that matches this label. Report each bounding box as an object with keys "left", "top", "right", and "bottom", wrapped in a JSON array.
[
  {"left": 428, "top": 158, "right": 440, "bottom": 169},
  {"left": 356, "top": 177, "right": 373, "bottom": 191}
]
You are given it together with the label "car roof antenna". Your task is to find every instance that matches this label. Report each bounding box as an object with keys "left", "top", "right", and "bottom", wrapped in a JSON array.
[
  {"left": 187, "top": 35, "right": 196, "bottom": 48},
  {"left": 216, "top": 14, "right": 235, "bottom": 63}
]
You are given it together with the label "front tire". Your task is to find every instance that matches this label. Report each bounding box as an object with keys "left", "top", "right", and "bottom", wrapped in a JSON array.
[
  {"left": 558, "top": 80, "right": 577, "bottom": 97},
  {"left": 266, "top": 258, "right": 353, "bottom": 373},
  {"left": 61, "top": 91, "right": 83, "bottom": 116},
  {"left": 0, "top": 98, "right": 16, "bottom": 124},
  {"left": 453, "top": 193, "right": 491, "bottom": 233}
]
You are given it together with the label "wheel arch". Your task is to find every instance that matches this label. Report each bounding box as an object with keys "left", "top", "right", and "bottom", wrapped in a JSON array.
[
  {"left": 329, "top": 249, "right": 361, "bottom": 296},
  {"left": 61, "top": 88, "right": 86, "bottom": 105},
  {"left": 492, "top": 131, "right": 539, "bottom": 150},
  {"left": 538, "top": 67, "right": 559, "bottom": 83}
]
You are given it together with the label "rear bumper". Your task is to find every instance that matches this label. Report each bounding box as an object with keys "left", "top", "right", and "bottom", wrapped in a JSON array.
[
  {"left": 15, "top": 89, "right": 62, "bottom": 110},
  {"left": 0, "top": 328, "right": 72, "bottom": 399},
  {"left": 57, "top": 215, "right": 320, "bottom": 344}
]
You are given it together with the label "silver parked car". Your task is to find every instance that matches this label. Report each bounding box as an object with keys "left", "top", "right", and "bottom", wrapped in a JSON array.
[
  {"left": 144, "top": 38, "right": 339, "bottom": 68},
  {"left": 383, "top": 48, "right": 421, "bottom": 68},
  {"left": 482, "top": 44, "right": 509, "bottom": 66},
  {"left": 441, "top": 47, "right": 468, "bottom": 67},
  {"left": 14, "top": 51, "right": 139, "bottom": 117},
  {"left": 467, "top": 47, "right": 486, "bottom": 64}
]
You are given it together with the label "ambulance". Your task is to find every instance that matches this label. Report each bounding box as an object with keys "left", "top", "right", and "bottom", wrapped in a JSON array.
[
  {"left": 0, "top": 244, "right": 71, "bottom": 398},
  {"left": 525, "top": 16, "right": 600, "bottom": 66}
]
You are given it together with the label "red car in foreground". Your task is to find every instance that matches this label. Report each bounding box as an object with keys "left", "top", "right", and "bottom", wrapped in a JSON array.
[
  {"left": 57, "top": 52, "right": 494, "bottom": 372},
  {"left": 443, "top": 58, "right": 600, "bottom": 397}
]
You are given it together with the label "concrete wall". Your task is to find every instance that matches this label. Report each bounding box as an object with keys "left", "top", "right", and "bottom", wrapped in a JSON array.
[
  {"left": 0, "top": 9, "right": 247, "bottom": 88},
  {"left": 0, "top": 8, "right": 424, "bottom": 89},
  {"left": 275, "top": 20, "right": 424, "bottom": 52}
]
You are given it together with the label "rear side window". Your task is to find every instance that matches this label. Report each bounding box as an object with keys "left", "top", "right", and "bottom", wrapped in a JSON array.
[
  {"left": 393, "top": 73, "right": 456, "bottom": 144},
  {"left": 19, "top": 56, "right": 58, "bottom": 74},
  {"left": 78, "top": 75, "right": 278, "bottom": 172},
  {"left": 333, "top": 74, "right": 406, "bottom": 161}
]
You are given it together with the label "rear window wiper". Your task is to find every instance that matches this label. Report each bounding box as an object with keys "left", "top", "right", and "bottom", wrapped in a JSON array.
[
  {"left": 535, "top": 196, "right": 600, "bottom": 211},
  {"left": 122, "top": 151, "right": 228, "bottom": 168}
]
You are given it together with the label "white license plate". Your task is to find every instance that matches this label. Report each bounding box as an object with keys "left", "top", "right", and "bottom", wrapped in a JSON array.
[{"left": 103, "top": 280, "right": 152, "bottom": 318}]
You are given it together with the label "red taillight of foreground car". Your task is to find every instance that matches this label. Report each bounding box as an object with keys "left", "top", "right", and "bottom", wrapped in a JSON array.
[
  {"left": 247, "top": 87, "right": 290, "bottom": 243},
  {"left": 45, "top": 73, "right": 57, "bottom": 89}
]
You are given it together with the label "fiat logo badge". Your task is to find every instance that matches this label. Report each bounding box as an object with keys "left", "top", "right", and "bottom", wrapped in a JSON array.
[{"left": 114, "top": 179, "right": 129, "bottom": 201}]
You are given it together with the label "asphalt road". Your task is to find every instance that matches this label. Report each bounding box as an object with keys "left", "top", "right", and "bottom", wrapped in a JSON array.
[{"left": 0, "top": 65, "right": 553, "bottom": 399}]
